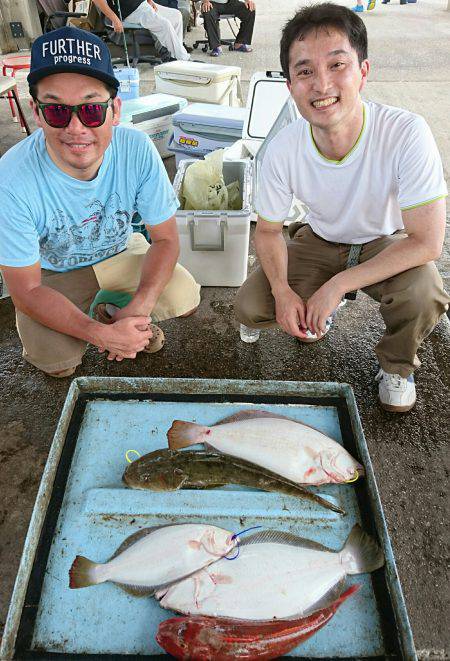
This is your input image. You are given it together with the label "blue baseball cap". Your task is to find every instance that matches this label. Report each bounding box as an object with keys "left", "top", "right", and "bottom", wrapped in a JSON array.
[{"left": 28, "top": 26, "right": 119, "bottom": 89}]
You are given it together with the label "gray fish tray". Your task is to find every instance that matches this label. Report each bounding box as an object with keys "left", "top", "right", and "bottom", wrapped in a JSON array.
[{"left": 0, "top": 377, "right": 416, "bottom": 660}]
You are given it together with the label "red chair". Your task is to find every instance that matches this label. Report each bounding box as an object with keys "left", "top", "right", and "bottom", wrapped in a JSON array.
[{"left": 1, "top": 54, "right": 31, "bottom": 132}]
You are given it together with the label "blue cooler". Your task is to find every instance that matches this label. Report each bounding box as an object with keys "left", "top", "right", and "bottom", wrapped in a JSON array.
[{"left": 114, "top": 66, "right": 139, "bottom": 100}]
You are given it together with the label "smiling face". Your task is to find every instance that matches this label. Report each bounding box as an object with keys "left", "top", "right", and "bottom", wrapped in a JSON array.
[
  {"left": 31, "top": 72, "right": 121, "bottom": 181},
  {"left": 287, "top": 27, "right": 369, "bottom": 133}
]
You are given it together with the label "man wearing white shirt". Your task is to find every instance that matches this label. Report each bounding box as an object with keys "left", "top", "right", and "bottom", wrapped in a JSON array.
[{"left": 235, "top": 3, "right": 449, "bottom": 413}]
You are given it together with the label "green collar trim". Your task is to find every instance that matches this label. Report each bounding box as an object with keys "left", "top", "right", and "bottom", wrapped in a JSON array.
[{"left": 309, "top": 104, "right": 366, "bottom": 164}]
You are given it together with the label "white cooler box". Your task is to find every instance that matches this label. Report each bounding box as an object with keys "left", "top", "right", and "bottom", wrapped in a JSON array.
[
  {"left": 173, "top": 159, "right": 252, "bottom": 287},
  {"left": 173, "top": 72, "right": 303, "bottom": 287},
  {"left": 120, "top": 93, "right": 188, "bottom": 158},
  {"left": 154, "top": 61, "right": 242, "bottom": 107},
  {"left": 224, "top": 71, "right": 306, "bottom": 226},
  {"left": 169, "top": 103, "right": 248, "bottom": 166}
]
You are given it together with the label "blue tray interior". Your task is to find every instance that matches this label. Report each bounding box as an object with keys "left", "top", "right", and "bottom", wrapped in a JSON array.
[{"left": 30, "top": 399, "right": 385, "bottom": 657}]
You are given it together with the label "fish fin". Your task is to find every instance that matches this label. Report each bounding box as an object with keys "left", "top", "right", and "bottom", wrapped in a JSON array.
[
  {"left": 239, "top": 530, "right": 332, "bottom": 552},
  {"left": 167, "top": 420, "right": 209, "bottom": 449},
  {"left": 69, "top": 555, "right": 101, "bottom": 589},
  {"left": 116, "top": 582, "right": 155, "bottom": 597},
  {"left": 215, "top": 409, "right": 335, "bottom": 441},
  {"left": 109, "top": 527, "right": 158, "bottom": 560},
  {"left": 302, "top": 578, "right": 347, "bottom": 615},
  {"left": 341, "top": 524, "right": 385, "bottom": 574},
  {"left": 215, "top": 409, "right": 297, "bottom": 425}
]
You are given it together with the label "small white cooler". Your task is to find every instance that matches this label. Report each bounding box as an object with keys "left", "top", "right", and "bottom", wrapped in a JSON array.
[
  {"left": 154, "top": 61, "right": 242, "bottom": 107},
  {"left": 169, "top": 103, "right": 248, "bottom": 166},
  {"left": 120, "top": 93, "right": 188, "bottom": 158},
  {"left": 174, "top": 159, "right": 252, "bottom": 286},
  {"left": 173, "top": 72, "right": 302, "bottom": 287}
]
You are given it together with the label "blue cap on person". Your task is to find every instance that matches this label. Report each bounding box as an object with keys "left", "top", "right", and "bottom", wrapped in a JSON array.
[{"left": 27, "top": 26, "right": 119, "bottom": 89}]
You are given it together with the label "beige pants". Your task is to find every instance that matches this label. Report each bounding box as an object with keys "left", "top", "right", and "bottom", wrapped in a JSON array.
[
  {"left": 234, "top": 224, "right": 450, "bottom": 377},
  {"left": 17, "top": 234, "right": 201, "bottom": 373}
]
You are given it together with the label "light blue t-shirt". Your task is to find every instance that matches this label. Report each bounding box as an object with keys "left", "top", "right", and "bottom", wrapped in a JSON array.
[{"left": 0, "top": 126, "right": 179, "bottom": 272}]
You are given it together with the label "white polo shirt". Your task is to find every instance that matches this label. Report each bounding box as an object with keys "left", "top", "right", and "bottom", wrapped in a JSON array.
[{"left": 256, "top": 100, "right": 447, "bottom": 244}]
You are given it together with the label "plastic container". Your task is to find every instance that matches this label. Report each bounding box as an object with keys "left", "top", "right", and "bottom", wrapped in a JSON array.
[
  {"left": 120, "top": 93, "right": 188, "bottom": 124},
  {"left": 114, "top": 66, "right": 139, "bottom": 100},
  {"left": 170, "top": 102, "right": 247, "bottom": 159},
  {"left": 154, "top": 61, "right": 242, "bottom": 106},
  {"left": 127, "top": 116, "right": 174, "bottom": 158},
  {"left": 121, "top": 93, "right": 189, "bottom": 159},
  {"left": 173, "top": 159, "right": 252, "bottom": 287}
]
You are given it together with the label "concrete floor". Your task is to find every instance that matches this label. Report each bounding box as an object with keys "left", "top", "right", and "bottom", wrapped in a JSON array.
[{"left": 0, "top": 0, "right": 449, "bottom": 658}]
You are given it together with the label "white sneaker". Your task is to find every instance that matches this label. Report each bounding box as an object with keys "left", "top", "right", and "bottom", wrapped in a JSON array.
[{"left": 375, "top": 369, "right": 416, "bottom": 413}]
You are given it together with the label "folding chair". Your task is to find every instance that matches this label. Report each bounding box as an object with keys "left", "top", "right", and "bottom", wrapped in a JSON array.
[
  {"left": 0, "top": 75, "right": 31, "bottom": 139},
  {"left": 193, "top": 13, "right": 238, "bottom": 52},
  {"left": 103, "top": 17, "right": 163, "bottom": 67}
]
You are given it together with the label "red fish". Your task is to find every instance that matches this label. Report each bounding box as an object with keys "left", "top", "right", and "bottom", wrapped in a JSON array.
[{"left": 156, "top": 584, "right": 360, "bottom": 660}]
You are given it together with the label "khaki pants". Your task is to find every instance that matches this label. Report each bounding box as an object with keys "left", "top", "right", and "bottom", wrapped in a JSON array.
[
  {"left": 16, "top": 234, "right": 201, "bottom": 373},
  {"left": 234, "top": 224, "right": 450, "bottom": 377}
]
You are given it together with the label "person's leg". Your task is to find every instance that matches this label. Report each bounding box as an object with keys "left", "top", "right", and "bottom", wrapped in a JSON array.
[
  {"left": 224, "top": 0, "right": 255, "bottom": 47},
  {"left": 235, "top": 225, "right": 341, "bottom": 329},
  {"left": 202, "top": 2, "right": 221, "bottom": 50},
  {"left": 359, "top": 233, "right": 450, "bottom": 377},
  {"left": 92, "top": 233, "right": 201, "bottom": 322},
  {"left": 176, "top": 0, "right": 191, "bottom": 37},
  {"left": 15, "top": 266, "right": 99, "bottom": 376},
  {"left": 126, "top": 1, "right": 189, "bottom": 60}
]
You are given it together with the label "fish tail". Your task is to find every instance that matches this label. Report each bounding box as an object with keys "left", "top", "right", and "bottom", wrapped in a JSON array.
[
  {"left": 69, "top": 555, "right": 102, "bottom": 589},
  {"left": 167, "top": 420, "right": 209, "bottom": 449},
  {"left": 341, "top": 525, "right": 385, "bottom": 575}
]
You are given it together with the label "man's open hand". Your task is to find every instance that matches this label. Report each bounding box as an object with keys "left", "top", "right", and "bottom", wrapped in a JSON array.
[
  {"left": 305, "top": 281, "right": 344, "bottom": 338},
  {"left": 202, "top": 1, "right": 212, "bottom": 12},
  {"left": 96, "top": 316, "right": 153, "bottom": 361},
  {"left": 274, "top": 287, "right": 309, "bottom": 339},
  {"left": 245, "top": 0, "right": 255, "bottom": 10}
]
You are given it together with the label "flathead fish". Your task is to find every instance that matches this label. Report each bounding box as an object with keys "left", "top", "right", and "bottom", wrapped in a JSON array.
[
  {"left": 69, "top": 523, "right": 236, "bottom": 596},
  {"left": 168, "top": 409, "right": 363, "bottom": 486},
  {"left": 123, "top": 448, "right": 345, "bottom": 514},
  {"left": 156, "top": 525, "right": 383, "bottom": 619},
  {"left": 156, "top": 584, "right": 360, "bottom": 660}
]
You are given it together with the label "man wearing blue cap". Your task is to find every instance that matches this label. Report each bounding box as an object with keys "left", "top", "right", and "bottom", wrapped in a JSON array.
[{"left": 0, "top": 27, "right": 200, "bottom": 377}]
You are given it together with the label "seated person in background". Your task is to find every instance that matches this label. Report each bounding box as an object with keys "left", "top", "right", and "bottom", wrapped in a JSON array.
[
  {"left": 0, "top": 27, "right": 200, "bottom": 378},
  {"left": 201, "top": 0, "right": 255, "bottom": 57},
  {"left": 155, "top": 0, "right": 192, "bottom": 42},
  {"left": 93, "top": 0, "right": 190, "bottom": 61},
  {"left": 234, "top": 3, "right": 449, "bottom": 413}
]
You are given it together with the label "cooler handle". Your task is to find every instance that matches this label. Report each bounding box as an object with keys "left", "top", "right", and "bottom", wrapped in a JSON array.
[{"left": 189, "top": 219, "right": 226, "bottom": 251}]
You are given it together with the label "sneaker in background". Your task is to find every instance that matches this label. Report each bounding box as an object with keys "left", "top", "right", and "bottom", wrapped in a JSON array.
[{"left": 375, "top": 368, "right": 416, "bottom": 413}]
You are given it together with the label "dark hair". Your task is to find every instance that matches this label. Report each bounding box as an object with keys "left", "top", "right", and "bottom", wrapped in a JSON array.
[
  {"left": 280, "top": 3, "right": 368, "bottom": 81},
  {"left": 29, "top": 82, "right": 118, "bottom": 101}
]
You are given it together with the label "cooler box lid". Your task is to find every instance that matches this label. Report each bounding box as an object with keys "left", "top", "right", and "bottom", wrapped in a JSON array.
[
  {"left": 154, "top": 60, "right": 241, "bottom": 84},
  {"left": 172, "top": 103, "right": 248, "bottom": 132},
  {"left": 120, "top": 93, "right": 188, "bottom": 124},
  {"left": 242, "top": 71, "right": 300, "bottom": 211},
  {"left": 242, "top": 70, "right": 292, "bottom": 142}
]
